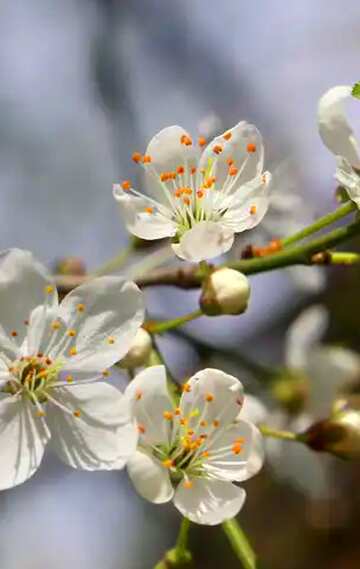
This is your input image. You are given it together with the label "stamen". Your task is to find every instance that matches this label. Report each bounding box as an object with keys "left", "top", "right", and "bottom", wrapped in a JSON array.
[
  {"left": 247, "top": 143, "right": 257, "bottom": 153},
  {"left": 205, "top": 392, "right": 214, "bottom": 402},
  {"left": 77, "top": 303, "right": 85, "bottom": 313},
  {"left": 223, "top": 131, "right": 232, "bottom": 141},
  {"left": 132, "top": 152, "right": 142, "bottom": 163},
  {"left": 250, "top": 205, "right": 257, "bottom": 215},
  {"left": 196, "top": 190, "right": 204, "bottom": 199},
  {"left": 138, "top": 424, "right": 146, "bottom": 434},
  {"left": 175, "top": 407, "right": 181, "bottom": 416},
  {"left": 163, "top": 411, "right": 173, "bottom": 421},
  {"left": 36, "top": 410, "right": 46, "bottom": 418},
  {"left": 180, "top": 134, "right": 192, "bottom": 146},
  {"left": 51, "top": 320, "right": 61, "bottom": 331},
  {"left": 227, "top": 157, "right": 234, "bottom": 166},
  {"left": 73, "top": 409, "right": 81, "bottom": 418},
  {"left": 69, "top": 347, "right": 77, "bottom": 356},
  {"left": 162, "top": 459, "right": 174, "bottom": 469},
  {"left": 183, "top": 197, "right": 191, "bottom": 206},
  {"left": 213, "top": 419, "right": 220, "bottom": 428},
  {"left": 65, "top": 375, "right": 74, "bottom": 384},
  {"left": 45, "top": 285, "right": 55, "bottom": 295},
  {"left": 135, "top": 389, "right": 143, "bottom": 401},
  {"left": 10, "top": 331, "right": 18, "bottom": 338},
  {"left": 107, "top": 337, "right": 115, "bottom": 345},
  {"left": 191, "top": 166, "right": 197, "bottom": 175},
  {"left": 142, "top": 155, "right": 152, "bottom": 164},
  {"left": 102, "top": 370, "right": 110, "bottom": 378},
  {"left": 229, "top": 166, "right": 238, "bottom": 176},
  {"left": 144, "top": 207, "right": 154, "bottom": 214},
  {"left": 67, "top": 329, "right": 76, "bottom": 337},
  {"left": 121, "top": 180, "right": 131, "bottom": 190},
  {"left": 198, "top": 136, "right": 206, "bottom": 147},
  {"left": 183, "top": 479, "right": 193, "bottom": 489},
  {"left": 182, "top": 383, "right": 191, "bottom": 393},
  {"left": 213, "top": 144, "right": 223, "bottom": 155},
  {"left": 200, "top": 420, "right": 208, "bottom": 427},
  {"left": 176, "top": 165, "right": 185, "bottom": 175}
]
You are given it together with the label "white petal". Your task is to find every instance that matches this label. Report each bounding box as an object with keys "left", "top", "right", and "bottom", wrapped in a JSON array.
[
  {"left": 205, "top": 420, "right": 264, "bottom": 482},
  {"left": 172, "top": 222, "right": 234, "bottom": 262},
  {"left": 221, "top": 173, "right": 271, "bottom": 232},
  {"left": 25, "top": 306, "right": 67, "bottom": 357},
  {"left": 113, "top": 188, "right": 176, "bottom": 240},
  {"left": 0, "top": 249, "right": 57, "bottom": 359},
  {"left": 174, "top": 478, "right": 246, "bottom": 525},
  {"left": 335, "top": 156, "right": 360, "bottom": 207},
  {"left": 198, "top": 121, "right": 264, "bottom": 192},
  {"left": 145, "top": 125, "right": 199, "bottom": 201},
  {"left": 127, "top": 450, "right": 174, "bottom": 504},
  {"left": 48, "top": 382, "right": 137, "bottom": 470},
  {"left": 57, "top": 276, "right": 144, "bottom": 376},
  {"left": 305, "top": 346, "right": 360, "bottom": 418},
  {"left": 240, "top": 394, "right": 268, "bottom": 425},
  {"left": 0, "top": 396, "right": 49, "bottom": 489},
  {"left": 285, "top": 305, "right": 328, "bottom": 369},
  {"left": 180, "top": 368, "right": 244, "bottom": 430},
  {"left": 318, "top": 85, "right": 360, "bottom": 167},
  {"left": 125, "top": 365, "right": 173, "bottom": 446}
]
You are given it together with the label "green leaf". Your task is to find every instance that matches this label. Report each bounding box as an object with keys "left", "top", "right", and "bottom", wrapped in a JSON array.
[{"left": 352, "top": 82, "right": 360, "bottom": 99}]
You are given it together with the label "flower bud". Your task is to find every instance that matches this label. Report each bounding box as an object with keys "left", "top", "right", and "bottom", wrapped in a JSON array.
[
  {"left": 119, "top": 328, "right": 152, "bottom": 369},
  {"left": 271, "top": 369, "right": 309, "bottom": 414},
  {"left": 305, "top": 403, "right": 360, "bottom": 459},
  {"left": 200, "top": 268, "right": 250, "bottom": 316},
  {"left": 54, "top": 257, "right": 86, "bottom": 276}
]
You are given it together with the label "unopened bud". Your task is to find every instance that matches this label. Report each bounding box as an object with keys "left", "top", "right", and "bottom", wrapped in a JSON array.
[
  {"left": 54, "top": 257, "right": 86, "bottom": 276},
  {"left": 305, "top": 404, "right": 360, "bottom": 459},
  {"left": 119, "top": 328, "right": 152, "bottom": 369},
  {"left": 271, "top": 369, "right": 309, "bottom": 414},
  {"left": 200, "top": 268, "right": 250, "bottom": 316}
]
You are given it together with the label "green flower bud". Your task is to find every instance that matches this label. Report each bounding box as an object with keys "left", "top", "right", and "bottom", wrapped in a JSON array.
[{"left": 200, "top": 268, "right": 250, "bottom": 316}]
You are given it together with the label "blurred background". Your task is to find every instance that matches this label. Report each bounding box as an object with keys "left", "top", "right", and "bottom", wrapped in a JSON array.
[{"left": 1, "top": 1, "right": 360, "bottom": 567}]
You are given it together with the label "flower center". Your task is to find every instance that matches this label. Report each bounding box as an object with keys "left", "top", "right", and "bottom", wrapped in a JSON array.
[{"left": 4, "top": 354, "right": 62, "bottom": 404}]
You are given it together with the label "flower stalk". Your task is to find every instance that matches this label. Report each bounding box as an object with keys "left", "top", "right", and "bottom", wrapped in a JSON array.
[
  {"left": 154, "top": 518, "right": 192, "bottom": 569},
  {"left": 222, "top": 518, "right": 257, "bottom": 569},
  {"left": 145, "top": 309, "right": 203, "bottom": 334}
]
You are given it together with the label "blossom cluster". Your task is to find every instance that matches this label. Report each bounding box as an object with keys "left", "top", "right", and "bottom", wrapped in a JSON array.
[{"left": 1, "top": 82, "right": 360, "bottom": 534}]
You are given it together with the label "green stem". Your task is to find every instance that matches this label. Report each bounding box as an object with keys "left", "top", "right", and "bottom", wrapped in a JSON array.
[
  {"left": 91, "top": 243, "right": 133, "bottom": 277},
  {"left": 222, "top": 519, "right": 257, "bottom": 569},
  {"left": 225, "top": 218, "right": 360, "bottom": 276},
  {"left": 154, "top": 518, "right": 192, "bottom": 569},
  {"left": 146, "top": 309, "right": 203, "bottom": 334},
  {"left": 281, "top": 201, "right": 356, "bottom": 247},
  {"left": 259, "top": 424, "right": 300, "bottom": 441},
  {"left": 328, "top": 252, "right": 360, "bottom": 265}
]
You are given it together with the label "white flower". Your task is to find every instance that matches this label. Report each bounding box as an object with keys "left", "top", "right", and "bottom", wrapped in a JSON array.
[
  {"left": 265, "top": 306, "right": 360, "bottom": 498},
  {"left": 125, "top": 366, "right": 264, "bottom": 525},
  {"left": 119, "top": 327, "right": 152, "bottom": 369},
  {"left": 113, "top": 123, "right": 271, "bottom": 262},
  {"left": 0, "top": 249, "right": 144, "bottom": 490},
  {"left": 318, "top": 85, "right": 360, "bottom": 206}
]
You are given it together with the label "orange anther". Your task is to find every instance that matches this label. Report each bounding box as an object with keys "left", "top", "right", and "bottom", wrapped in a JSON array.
[
  {"left": 163, "top": 411, "right": 173, "bottom": 421},
  {"left": 187, "top": 429, "right": 194, "bottom": 436},
  {"left": 162, "top": 459, "right": 174, "bottom": 469},
  {"left": 142, "top": 155, "right": 152, "bottom": 164},
  {"left": 138, "top": 424, "right": 146, "bottom": 434},
  {"left": 205, "top": 393, "right": 214, "bottom": 402},
  {"left": 213, "top": 144, "right": 223, "bottom": 155},
  {"left": 36, "top": 410, "right": 46, "bottom": 418},
  {"left": 182, "top": 383, "right": 191, "bottom": 393},
  {"left": 180, "top": 134, "right": 192, "bottom": 146},
  {"left": 51, "top": 320, "right": 61, "bottom": 331},
  {"left": 67, "top": 329, "right": 76, "bottom": 337},
  {"left": 10, "top": 331, "right": 18, "bottom": 338},
  {"left": 247, "top": 143, "right": 257, "bottom": 153},
  {"left": 65, "top": 375, "right": 74, "bottom": 383},
  {"left": 102, "top": 370, "right": 110, "bottom": 378},
  {"left": 183, "top": 187, "right": 192, "bottom": 195},
  {"left": 232, "top": 441, "right": 243, "bottom": 455},
  {"left": 213, "top": 419, "right": 220, "bottom": 428},
  {"left": 132, "top": 152, "right": 142, "bottom": 163},
  {"left": 160, "top": 172, "right": 169, "bottom": 182},
  {"left": 121, "top": 180, "right": 131, "bottom": 190},
  {"left": 223, "top": 131, "right": 232, "bottom": 141},
  {"left": 180, "top": 417, "right": 188, "bottom": 426},
  {"left": 168, "top": 171, "right": 177, "bottom": 180},
  {"left": 196, "top": 190, "right": 204, "bottom": 199},
  {"left": 200, "top": 420, "right": 208, "bottom": 427},
  {"left": 183, "top": 480, "right": 193, "bottom": 489},
  {"left": 135, "top": 390, "right": 142, "bottom": 401},
  {"left": 190, "top": 166, "right": 197, "bottom": 175},
  {"left": 227, "top": 157, "right": 234, "bottom": 166},
  {"left": 77, "top": 303, "right": 85, "bottom": 313},
  {"left": 45, "top": 285, "right": 54, "bottom": 295},
  {"left": 145, "top": 207, "right": 154, "bottom": 214},
  {"left": 250, "top": 205, "right": 257, "bottom": 215},
  {"left": 175, "top": 407, "right": 181, "bottom": 416},
  {"left": 176, "top": 166, "right": 185, "bottom": 175},
  {"left": 229, "top": 166, "right": 238, "bottom": 176},
  {"left": 201, "top": 451, "right": 210, "bottom": 458},
  {"left": 183, "top": 197, "right": 191, "bottom": 206},
  {"left": 107, "top": 336, "right": 115, "bottom": 345},
  {"left": 69, "top": 347, "right": 77, "bottom": 356},
  {"left": 175, "top": 188, "right": 182, "bottom": 198},
  {"left": 73, "top": 409, "right": 81, "bottom": 418},
  {"left": 198, "top": 136, "right": 207, "bottom": 147}
]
